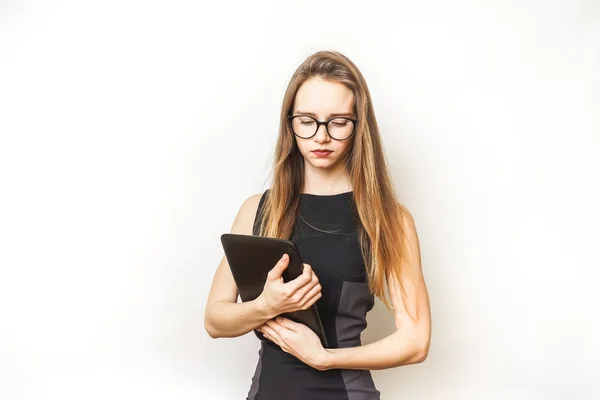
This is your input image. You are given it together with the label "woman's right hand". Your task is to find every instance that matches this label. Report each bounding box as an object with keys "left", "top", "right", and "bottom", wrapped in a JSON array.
[{"left": 257, "top": 253, "right": 322, "bottom": 316}]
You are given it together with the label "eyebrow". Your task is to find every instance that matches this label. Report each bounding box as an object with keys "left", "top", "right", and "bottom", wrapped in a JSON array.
[{"left": 294, "top": 111, "right": 354, "bottom": 118}]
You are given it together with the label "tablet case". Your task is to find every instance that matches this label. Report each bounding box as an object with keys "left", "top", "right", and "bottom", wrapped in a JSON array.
[{"left": 220, "top": 233, "right": 329, "bottom": 348}]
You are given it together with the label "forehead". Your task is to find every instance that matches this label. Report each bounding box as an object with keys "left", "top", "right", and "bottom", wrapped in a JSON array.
[{"left": 294, "top": 77, "right": 354, "bottom": 117}]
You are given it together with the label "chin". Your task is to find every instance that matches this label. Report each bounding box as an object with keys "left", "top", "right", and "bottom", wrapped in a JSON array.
[{"left": 306, "top": 157, "right": 340, "bottom": 169}]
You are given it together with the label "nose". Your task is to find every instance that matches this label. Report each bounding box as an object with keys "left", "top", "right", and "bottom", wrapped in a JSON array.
[{"left": 313, "top": 123, "right": 330, "bottom": 144}]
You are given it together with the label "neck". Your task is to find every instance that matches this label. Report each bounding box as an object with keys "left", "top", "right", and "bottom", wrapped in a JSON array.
[{"left": 302, "top": 159, "right": 352, "bottom": 195}]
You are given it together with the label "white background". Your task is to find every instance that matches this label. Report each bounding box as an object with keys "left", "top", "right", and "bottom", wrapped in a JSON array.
[{"left": 1, "top": 0, "right": 599, "bottom": 399}]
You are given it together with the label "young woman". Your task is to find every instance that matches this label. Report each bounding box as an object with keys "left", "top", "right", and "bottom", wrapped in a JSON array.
[{"left": 205, "top": 50, "right": 431, "bottom": 400}]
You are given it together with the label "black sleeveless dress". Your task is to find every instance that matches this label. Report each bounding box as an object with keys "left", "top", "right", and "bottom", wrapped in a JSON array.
[{"left": 247, "top": 189, "right": 381, "bottom": 400}]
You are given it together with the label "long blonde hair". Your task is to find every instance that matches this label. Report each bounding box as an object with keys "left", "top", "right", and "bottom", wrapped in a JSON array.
[{"left": 256, "top": 50, "right": 409, "bottom": 308}]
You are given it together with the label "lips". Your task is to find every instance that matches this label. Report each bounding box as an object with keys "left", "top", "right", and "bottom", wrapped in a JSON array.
[{"left": 312, "top": 149, "right": 332, "bottom": 158}]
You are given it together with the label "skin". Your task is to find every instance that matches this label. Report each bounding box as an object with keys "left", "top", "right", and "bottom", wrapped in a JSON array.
[
  {"left": 205, "top": 76, "right": 431, "bottom": 371},
  {"left": 257, "top": 206, "right": 431, "bottom": 370},
  {"left": 204, "top": 201, "right": 322, "bottom": 338},
  {"left": 291, "top": 76, "right": 355, "bottom": 194}
]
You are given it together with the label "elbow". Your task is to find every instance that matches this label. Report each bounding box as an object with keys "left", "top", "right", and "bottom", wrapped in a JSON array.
[
  {"left": 413, "top": 342, "right": 429, "bottom": 363},
  {"left": 411, "top": 320, "right": 431, "bottom": 364},
  {"left": 391, "top": 337, "right": 430, "bottom": 367},
  {"left": 204, "top": 321, "right": 217, "bottom": 339},
  {"left": 205, "top": 323, "right": 219, "bottom": 339},
  {"left": 399, "top": 342, "right": 428, "bottom": 366},
  {"left": 412, "top": 331, "right": 431, "bottom": 364},
  {"left": 203, "top": 311, "right": 221, "bottom": 339},
  {"left": 402, "top": 326, "right": 430, "bottom": 365}
]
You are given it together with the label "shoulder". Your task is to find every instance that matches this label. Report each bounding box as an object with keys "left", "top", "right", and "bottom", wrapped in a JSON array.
[
  {"left": 230, "top": 191, "right": 268, "bottom": 235},
  {"left": 396, "top": 202, "right": 420, "bottom": 259},
  {"left": 242, "top": 192, "right": 264, "bottom": 209},
  {"left": 397, "top": 202, "right": 417, "bottom": 232}
]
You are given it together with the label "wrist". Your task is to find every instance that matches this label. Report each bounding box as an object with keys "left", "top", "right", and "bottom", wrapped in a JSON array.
[
  {"left": 315, "top": 348, "right": 334, "bottom": 371},
  {"left": 254, "top": 295, "right": 277, "bottom": 320}
]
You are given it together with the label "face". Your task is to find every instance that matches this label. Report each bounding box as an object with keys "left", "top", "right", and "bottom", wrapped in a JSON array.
[{"left": 291, "top": 77, "right": 356, "bottom": 170}]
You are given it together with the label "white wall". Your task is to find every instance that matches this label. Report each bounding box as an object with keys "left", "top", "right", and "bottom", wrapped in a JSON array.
[{"left": 1, "top": 1, "right": 599, "bottom": 399}]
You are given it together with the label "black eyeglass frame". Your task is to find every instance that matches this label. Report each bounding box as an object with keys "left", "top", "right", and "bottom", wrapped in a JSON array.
[{"left": 287, "top": 114, "right": 358, "bottom": 141}]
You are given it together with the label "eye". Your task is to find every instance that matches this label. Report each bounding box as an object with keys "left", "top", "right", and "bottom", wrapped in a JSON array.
[
  {"left": 298, "top": 117, "right": 315, "bottom": 125},
  {"left": 330, "top": 118, "right": 350, "bottom": 127}
]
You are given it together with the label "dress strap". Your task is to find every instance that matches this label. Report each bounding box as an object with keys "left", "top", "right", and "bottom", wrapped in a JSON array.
[{"left": 252, "top": 189, "right": 269, "bottom": 236}]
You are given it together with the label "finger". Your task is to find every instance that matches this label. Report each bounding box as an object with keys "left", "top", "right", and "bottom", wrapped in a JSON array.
[
  {"left": 263, "top": 332, "right": 274, "bottom": 343},
  {"left": 286, "top": 276, "right": 318, "bottom": 303},
  {"left": 284, "top": 264, "right": 313, "bottom": 292},
  {"left": 260, "top": 329, "right": 275, "bottom": 343},
  {"left": 265, "top": 318, "right": 293, "bottom": 334},
  {"left": 267, "top": 253, "right": 289, "bottom": 280},
  {"left": 272, "top": 316, "right": 301, "bottom": 331},
  {"left": 302, "top": 264, "right": 315, "bottom": 281},
  {"left": 299, "top": 281, "right": 322, "bottom": 304},
  {"left": 256, "top": 326, "right": 271, "bottom": 340},
  {"left": 303, "top": 265, "right": 320, "bottom": 287},
  {"left": 260, "top": 331, "right": 275, "bottom": 344},
  {"left": 295, "top": 264, "right": 313, "bottom": 284},
  {"left": 300, "top": 290, "right": 322, "bottom": 309},
  {"left": 261, "top": 324, "right": 284, "bottom": 345}
]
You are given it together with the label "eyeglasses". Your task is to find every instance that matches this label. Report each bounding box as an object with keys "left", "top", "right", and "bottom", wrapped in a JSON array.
[{"left": 287, "top": 114, "right": 358, "bottom": 141}]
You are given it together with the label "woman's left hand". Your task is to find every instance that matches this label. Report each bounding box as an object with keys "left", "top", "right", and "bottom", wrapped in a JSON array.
[{"left": 257, "top": 316, "right": 329, "bottom": 371}]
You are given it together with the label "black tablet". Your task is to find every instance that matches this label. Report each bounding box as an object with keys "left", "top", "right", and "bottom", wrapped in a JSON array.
[{"left": 220, "top": 233, "right": 328, "bottom": 347}]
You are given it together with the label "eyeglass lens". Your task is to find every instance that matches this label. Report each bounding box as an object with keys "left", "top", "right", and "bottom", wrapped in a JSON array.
[{"left": 291, "top": 116, "right": 354, "bottom": 140}]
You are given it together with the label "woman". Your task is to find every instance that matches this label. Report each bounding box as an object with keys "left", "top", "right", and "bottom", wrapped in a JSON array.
[{"left": 205, "top": 50, "right": 431, "bottom": 400}]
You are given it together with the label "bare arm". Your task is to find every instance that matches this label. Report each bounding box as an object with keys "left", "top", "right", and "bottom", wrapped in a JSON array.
[
  {"left": 204, "top": 194, "right": 322, "bottom": 339},
  {"left": 259, "top": 205, "right": 431, "bottom": 370},
  {"left": 321, "top": 205, "right": 431, "bottom": 369},
  {"left": 204, "top": 194, "right": 275, "bottom": 338}
]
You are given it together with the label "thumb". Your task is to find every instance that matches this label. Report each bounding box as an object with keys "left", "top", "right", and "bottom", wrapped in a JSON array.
[{"left": 267, "top": 253, "right": 289, "bottom": 280}]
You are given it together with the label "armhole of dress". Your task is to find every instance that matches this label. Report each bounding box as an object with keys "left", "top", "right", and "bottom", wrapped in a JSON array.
[{"left": 252, "top": 189, "right": 269, "bottom": 236}]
